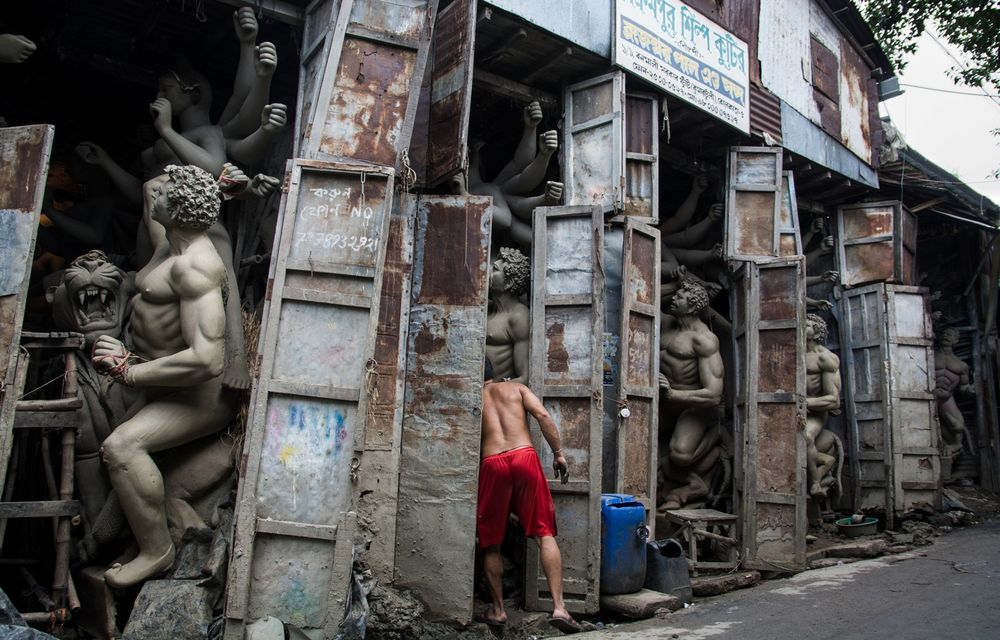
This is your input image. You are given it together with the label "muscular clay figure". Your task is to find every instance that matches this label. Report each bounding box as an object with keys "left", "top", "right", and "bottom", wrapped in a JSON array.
[
  {"left": 658, "top": 280, "right": 725, "bottom": 509},
  {"left": 805, "top": 314, "right": 842, "bottom": 497},
  {"left": 486, "top": 247, "right": 531, "bottom": 384},
  {"left": 934, "top": 327, "right": 975, "bottom": 458},
  {"left": 92, "top": 165, "right": 236, "bottom": 588}
]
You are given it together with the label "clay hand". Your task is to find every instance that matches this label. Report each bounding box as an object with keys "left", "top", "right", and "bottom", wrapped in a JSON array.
[
  {"left": 821, "top": 235, "right": 835, "bottom": 251},
  {"left": 261, "top": 103, "right": 288, "bottom": 133},
  {"left": 692, "top": 172, "right": 708, "bottom": 194},
  {"left": 249, "top": 173, "right": 281, "bottom": 198},
  {"left": 234, "top": 7, "right": 259, "bottom": 43},
  {"left": 538, "top": 130, "right": 558, "bottom": 156},
  {"left": 543, "top": 181, "right": 563, "bottom": 204},
  {"left": 932, "top": 310, "right": 943, "bottom": 322},
  {"left": 930, "top": 290, "right": 943, "bottom": 302},
  {"left": 150, "top": 98, "right": 173, "bottom": 134},
  {"left": 823, "top": 270, "right": 840, "bottom": 284},
  {"left": 708, "top": 203, "right": 724, "bottom": 222},
  {"left": 75, "top": 142, "right": 109, "bottom": 166},
  {"left": 523, "top": 101, "right": 543, "bottom": 126},
  {"left": 218, "top": 163, "right": 250, "bottom": 197},
  {"left": 702, "top": 281, "right": 723, "bottom": 298},
  {"left": 0, "top": 34, "right": 36, "bottom": 64},
  {"left": 711, "top": 242, "right": 725, "bottom": 259},
  {"left": 553, "top": 453, "right": 569, "bottom": 484},
  {"left": 255, "top": 42, "right": 277, "bottom": 77},
  {"left": 92, "top": 336, "right": 128, "bottom": 373},
  {"left": 811, "top": 217, "right": 826, "bottom": 234},
  {"left": 812, "top": 299, "right": 833, "bottom": 312},
  {"left": 658, "top": 373, "right": 672, "bottom": 396}
]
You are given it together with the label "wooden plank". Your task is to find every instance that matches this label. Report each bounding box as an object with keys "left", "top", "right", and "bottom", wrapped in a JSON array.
[
  {"left": 0, "top": 125, "right": 54, "bottom": 482},
  {"left": 562, "top": 72, "right": 625, "bottom": 214},
  {"left": 730, "top": 257, "right": 807, "bottom": 571},
  {"left": 616, "top": 219, "right": 661, "bottom": 529},
  {"left": 393, "top": 195, "right": 491, "bottom": 622},
  {"left": 0, "top": 501, "right": 79, "bottom": 518},
  {"left": 778, "top": 172, "right": 803, "bottom": 257},
  {"left": 725, "top": 146, "right": 784, "bottom": 260},
  {"left": 225, "top": 161, "right": 395, "bottom": 638},
  {"left": 526, "top": 205, "right": 604, "bottom": 614},
  {"left": 624, "top": 93, "right": 659, "bottom": 222},
  {"left": 837, "top": 201, "right": 913, "bottom": 287}
]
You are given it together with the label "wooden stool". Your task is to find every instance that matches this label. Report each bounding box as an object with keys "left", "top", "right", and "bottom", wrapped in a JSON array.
[{"left": 661, "top": 508, "right": 738, "bottom": 575}]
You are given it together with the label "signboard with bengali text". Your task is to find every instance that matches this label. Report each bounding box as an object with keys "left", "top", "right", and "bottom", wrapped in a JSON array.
[{"left": 613, "top": 0, "right": 750, "bottom": 132}]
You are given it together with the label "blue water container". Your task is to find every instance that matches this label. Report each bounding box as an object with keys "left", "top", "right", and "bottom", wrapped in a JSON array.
[{"left": 600, "top": 494, "right": 650, "bottom": 594}]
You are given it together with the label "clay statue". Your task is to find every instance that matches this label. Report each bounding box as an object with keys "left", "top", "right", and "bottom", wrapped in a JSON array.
[
  {"left": 454, "top": 101, "right": 562, "bottom": 247},
  {"left": 657, "top": 280, "right": 725, "bottom": 510},
  {"left": 92, "top": 165, "right": 236, "bottom": 588},
  {"left": 805, "top": 314, "right": 842, "bottom": 497},
  {"left": 0, "top": 32, "right": 36, "bottom": 63},
  {"left": 934, "top": 327, "right": 975, "bottom": 458},
  {"left": 486, "top": 247, "right": 531, "bottom": 384}
]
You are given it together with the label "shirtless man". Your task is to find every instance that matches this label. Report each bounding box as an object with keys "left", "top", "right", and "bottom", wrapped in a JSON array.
[
  {"left": 934, "top": 327, "right": 975, "bottom": 458},
  {"left": 805, "top": 314, "right": 842, "bottom": 497},
  {"left": 658, "top": 280, "right": 725, "bottom": 509},
  {"left": 92, "top": 165, "right": 236, "bottom": 588},
  {"left": 477, "top": 360, "right": 579, "bottom": 633},
  {"left": 486, "top": 247, "right": 531, "bottom": 384}
]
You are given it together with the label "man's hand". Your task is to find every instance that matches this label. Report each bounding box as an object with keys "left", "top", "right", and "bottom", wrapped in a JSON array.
[
  {"left": 0, "top": 34, "right": 36, "bottom": 64},
  {"left": 539, "top": 130, "right": 558, "bottom": 156},
  {"left": 523, "top": 101, "right": 543, "bottom": 126},
  {"left": 261, "top": 103, "right": 288, "bottom": 133},
  {"left": 255, "top": 42, "right": 277, "bottom": 77},
  {"left": 553, "top": 452, "right": 569, "bottom": 484},
  {"left": 234, "top": 7, "right": 259, "bottom": 44},
  {"left": 150, "top": 98, "right": 173, "bottom": 134}
]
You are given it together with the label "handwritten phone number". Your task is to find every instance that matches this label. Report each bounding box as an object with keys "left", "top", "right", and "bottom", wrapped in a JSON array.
[{"left": 294, "top": 232, "right": 379, "bottom": 253}]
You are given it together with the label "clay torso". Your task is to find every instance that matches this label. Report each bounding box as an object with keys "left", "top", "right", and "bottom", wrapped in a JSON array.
[
  {"left": 660, "top": 322, "right": 704, "bottom": 390},
  {"left": 935, "top": 351, "right": 968, "bottom": 395},
  {"left": 486, "top": 308, "right": 519, "bottom": 379}
]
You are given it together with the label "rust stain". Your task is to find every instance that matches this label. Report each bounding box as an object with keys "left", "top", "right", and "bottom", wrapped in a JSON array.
[
  {"left": 413, "top": 322, "right": 445, "bottom": 355},
  {"left": 546, "top": 321, "right": 569, "bottom": 373}
]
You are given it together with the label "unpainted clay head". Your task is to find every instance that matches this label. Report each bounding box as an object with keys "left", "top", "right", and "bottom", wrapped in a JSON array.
[
  {"left": 806, "top": 313, "right": 828, "bottom": 343},
  {"left": 670, "top": 279, "right": 709, "bottom": 315},
  {"left": 153, "top": 164, "right": 221, "bottom": 230},
  {"left": 491, "top": 246, "right": 530, "bottom": 296}
]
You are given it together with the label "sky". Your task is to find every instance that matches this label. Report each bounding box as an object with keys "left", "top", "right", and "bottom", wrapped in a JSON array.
[{"left": 880, "top": 27, "right": 1000, "bottom": 209}]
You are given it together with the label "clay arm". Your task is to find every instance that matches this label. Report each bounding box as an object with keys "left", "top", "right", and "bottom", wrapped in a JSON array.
[
  {"left": 659, "top": 174, "right": 706, "bottom": 234},
  {"left": 660, "top": 333, "right": 724, "bottom": 407},
  {"left": 522, "top": 386, "right": 568, "bottom": 482},
  {"left": 805, "top": 235, "right": 834, "bottom": 268},
  {"left": 806, "top": 271, "right": 839, "bottom": 287},
  {"left": 219, "top": 8, "right": 260, "bottom": 127},
  {"left": 500, "top": 130, "right": 557, "bottom": 195},
  {"left": 494, "top": 101, "right": 542, "bottom": 185},
  {"left": 44, "top": 201, "right": 110, "bottom": 247},
  {"left": 226, "top": 103, "right": 287, "bottom": 166},
  {"left": 75, "top": 143, "right": 142, "bottom": 207},
  {"left": 671, "top": 245, "right": 722, "bottom": 267},
  {"left": 507, "top": 182, "right": 562, "bottom": 220},
  {"left": 222, "top": 42, "right": 278, "bottom": 139},
  {"left": 127, "top": 258, "right": 226, "bottom": 386},
  {"left": 150, "top": 99, "right": 227, "bottom": 175},
  {"left": 807, "top": 352, "right": 842, "bottom": 412},
  {"left": 663, "top": 204, "right": 723, "bottom": 248}
]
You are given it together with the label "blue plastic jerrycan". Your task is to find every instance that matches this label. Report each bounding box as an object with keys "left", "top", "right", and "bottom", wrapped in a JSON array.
[{"left": 600, "top": 494, "right": 650, "bottom": 595}]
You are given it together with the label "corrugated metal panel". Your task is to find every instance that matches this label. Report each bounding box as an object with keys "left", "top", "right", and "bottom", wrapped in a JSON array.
[{"left": 749, "top": 84, "right": 782, "bottom": 143}]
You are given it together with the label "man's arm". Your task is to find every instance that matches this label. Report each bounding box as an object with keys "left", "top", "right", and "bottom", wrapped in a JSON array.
[
  {"left": 661, "top": 332, "right": 724, "bottom": 407},
  {"left": 126, "top": 255, "right": 226, "bottom": 386},
  {"left": 521, "top": 386, "right": 568, "bottom": 482}
]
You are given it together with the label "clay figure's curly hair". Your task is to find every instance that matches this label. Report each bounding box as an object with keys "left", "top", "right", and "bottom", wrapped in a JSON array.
[
  {"left": 163, "top": 164, "right": 220, "bottom": 231},
  {"left": 678, "top": 279, "right": 710, "bottom": 313},
  {"left": 500, "top": 247, "right": 530, "bottom": 296},
  {"left": 807, "top": 313, "right": 828, "bottom": 343}
]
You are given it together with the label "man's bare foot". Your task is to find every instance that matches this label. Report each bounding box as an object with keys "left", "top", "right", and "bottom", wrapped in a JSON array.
[
  {"left": 104, "top": 543, "right": 175, "bottom": 588},
  {"left": 474, "top": 604, "right": 507, "bottom": 626},
  {"left": 549, "top": 610, "right": 583, "bottom": 634}
]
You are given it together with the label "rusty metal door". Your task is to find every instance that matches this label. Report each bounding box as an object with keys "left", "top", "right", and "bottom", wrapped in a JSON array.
[
  {"left": 837, "top": 283, "right": 892, "bottom": 517},
  {"left": 225, "top": 160, "right": 395, "bottom": 638},
  {"left": 731, "top": 257, "right": 807, "bottom": 571},
  {"left": 300, "top": 0, "right": 437, "bottom": 171},
  {"left": 563, "top": 72, "right": 625, "bottom": 214},
  {"left": 526, "top": 205, "right": 605, "bottom": 614},
  {"left": 615, "top": 219, "right": 660, "bottom": 526},
  {"left": 836, "top": 201, "right": 917, "bottom": 287},
  {"left": 885, "top": 286, "right": 940, "bottom": 514},
  {"left": 393, "top": 195, "right": 491, "bottom": 622},
  {"left": 779, "top": 172, "right": 803, "bottom": 257},
  {"left": 622, "top": 93, "right": 659, "bottom": 223},
  {"left": 0, "top": 125, "right": 54, "bottom": 478},
  {"left": 725, "top": 147, "right": 784, "bottom": 260}
]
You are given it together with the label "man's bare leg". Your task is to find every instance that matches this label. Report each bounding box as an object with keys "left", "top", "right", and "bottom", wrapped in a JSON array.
[
  {"left": 480, "top": 545, "right": 507, "bottom": 624},
  {"left": 101, "top": 381, "right": 233, "bottom": 587},
  {"left": 537, "top": 536, "right": 574, "bottom": 623}
]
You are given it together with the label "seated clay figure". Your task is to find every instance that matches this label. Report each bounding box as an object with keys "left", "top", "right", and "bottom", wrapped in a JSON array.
[
  {"left": 486, "top": 247, "right": 531, "bottom": 384},
  {"left": 657, "top": 280, "right": 726, "bottom": 510}
]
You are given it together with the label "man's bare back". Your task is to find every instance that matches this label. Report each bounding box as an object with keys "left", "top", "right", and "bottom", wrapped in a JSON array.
[{"left": 481, "top": 381, "right": 537, "bottom": 458}]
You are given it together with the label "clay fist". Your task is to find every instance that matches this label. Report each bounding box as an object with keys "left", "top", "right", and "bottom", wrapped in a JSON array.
[
  {"left": 234, "top": 7, "right": 259, "bottom": 43},
  {"left": 261, "top": 103, "right": 287, "bottom": 133},
  {"left": 0, "top": 34, "right": 36, "bottom": 64},
  {"left": 255, "top": 42, "right": 277, "bottom": 77}
]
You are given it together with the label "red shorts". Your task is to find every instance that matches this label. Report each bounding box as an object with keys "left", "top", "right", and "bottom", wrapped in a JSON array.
[{"left": 477, "top": 446, "right": 557, "bottom": 548}]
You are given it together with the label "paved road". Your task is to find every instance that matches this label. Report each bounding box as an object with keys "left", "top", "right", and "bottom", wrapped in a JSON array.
[{"left": 578, "top": 521, "right": 1000, "bottom": 639}]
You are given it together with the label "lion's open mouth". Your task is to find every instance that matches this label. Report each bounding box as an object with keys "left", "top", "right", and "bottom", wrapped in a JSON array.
[{"left": 74, "top": 285, "right": 116, "bottom": 326}]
